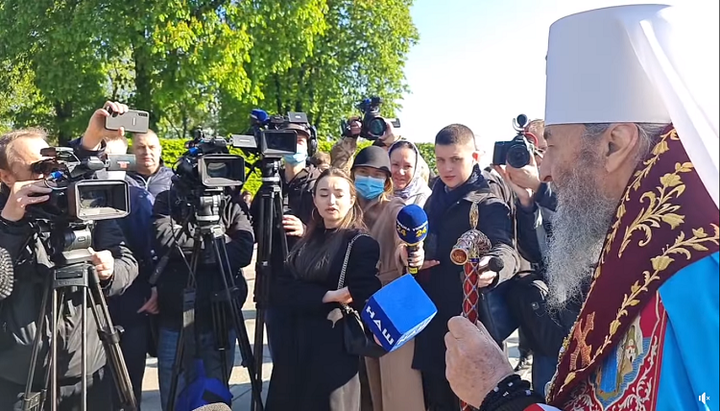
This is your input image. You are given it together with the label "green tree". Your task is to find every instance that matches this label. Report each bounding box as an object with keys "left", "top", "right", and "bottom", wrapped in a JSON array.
[
  {"left": 219, "top": 0, "right": 419, "bottom": 140},
  {"left": 0, "top": 0, "right": 113, "bottom": 143}
]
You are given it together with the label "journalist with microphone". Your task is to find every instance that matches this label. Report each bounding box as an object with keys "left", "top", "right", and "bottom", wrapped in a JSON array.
[
  {"left": 348, "top": 146, "right": 430, "bottom": 411},
  {"left": 0, "top": 102, "right": 139, "bottom": 409}
]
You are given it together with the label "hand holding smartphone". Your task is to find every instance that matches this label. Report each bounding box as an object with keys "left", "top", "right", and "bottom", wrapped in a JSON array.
[{"left": 105, "top": 108, "right": 150, "bottom": 134}]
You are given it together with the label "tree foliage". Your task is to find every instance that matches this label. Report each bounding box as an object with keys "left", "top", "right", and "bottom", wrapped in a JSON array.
[{"left": 0, "top": 0, "right": 418, "bottom": 145}]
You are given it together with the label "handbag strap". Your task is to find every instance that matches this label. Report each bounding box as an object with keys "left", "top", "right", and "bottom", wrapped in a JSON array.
[{"left": 336, "top": 233, "right": 371, "bottom": 290}]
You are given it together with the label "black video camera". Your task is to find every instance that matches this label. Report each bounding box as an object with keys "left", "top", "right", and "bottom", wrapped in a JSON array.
[
  {"left": 231, "top": 110, "right": 317, "bottom": 160},
  {"left": 341, "top": 97, "right": 401, "bottom": 141},
  {"left": 174, "top": 129, "right": 247, "bottom": 190},
  {"left": 28, "top": 147, "right": 134, "bottom": 222},
  {"left": 492, "top": 114, "right": 535, "bottom": 169}
]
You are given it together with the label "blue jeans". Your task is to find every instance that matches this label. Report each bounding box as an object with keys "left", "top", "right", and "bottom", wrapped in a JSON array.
[
  {"left": 532, "top": 354, "right": 557, "bottom": 397},
  {"left": 157, "top": 327, "right": 236, "bottom": 411}
]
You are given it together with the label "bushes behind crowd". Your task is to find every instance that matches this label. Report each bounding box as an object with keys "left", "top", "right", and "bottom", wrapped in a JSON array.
[{"left": 128, "top": 137, "right": 438, "bottom": 194}]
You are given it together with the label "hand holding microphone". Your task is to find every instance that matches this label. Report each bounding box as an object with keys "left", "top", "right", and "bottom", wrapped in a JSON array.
[
  {"left": 396, "top": 204, "right": 438, "bottom": 274},
  {"left": 475, "top": 255, "right": 504, "bottom": 288}
]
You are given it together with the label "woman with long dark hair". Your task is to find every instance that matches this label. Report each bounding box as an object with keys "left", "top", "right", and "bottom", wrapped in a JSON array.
[{"left": 266, "top": 167, "right": 382, "bottom": 411}]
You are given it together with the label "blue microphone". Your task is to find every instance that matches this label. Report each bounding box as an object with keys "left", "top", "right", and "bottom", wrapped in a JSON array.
[
  {"left": 395, "top": 204, "right": 428, "bottom": 275},
  {"left": 362, "top": 274, "right": 437, "bottom": 353}
]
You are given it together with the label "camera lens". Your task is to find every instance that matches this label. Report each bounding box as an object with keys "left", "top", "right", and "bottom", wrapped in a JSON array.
[
  {"left": 506, "top": 144, "right": 531, "bottom": 168},
  {"left": 367, "top": 117, "right": 387, "bottom": 138}
]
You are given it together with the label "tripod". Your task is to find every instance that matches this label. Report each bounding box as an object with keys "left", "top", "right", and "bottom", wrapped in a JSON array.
[
  {"left": 165, "top": 190, "right": 264, "bottom": 411},
  {"left": 22, "top": 223, "right": 137, "bottom": 411},
  {"left": 250, "top": 159, "right": 289, "bottom": 411}
]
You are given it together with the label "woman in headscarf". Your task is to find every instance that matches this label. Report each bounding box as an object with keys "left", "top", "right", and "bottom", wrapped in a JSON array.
[
  {"left": 350, "top": 146, "right": 427, "bottom": 411},
  {"left": 388, "top": 140, "right": 432, "bottom": 206}
]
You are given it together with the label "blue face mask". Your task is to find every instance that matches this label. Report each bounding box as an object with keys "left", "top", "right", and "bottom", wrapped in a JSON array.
[
  {"left": 284, "top": 145, "right": 308, "bottom": 166},
  {"left": 355, "top": 175, "right": 386, "bottom": 200}
]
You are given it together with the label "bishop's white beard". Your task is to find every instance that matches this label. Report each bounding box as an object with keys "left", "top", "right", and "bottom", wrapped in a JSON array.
[{"left": 545, "top": 157, "right": 618, "bottom": 313}]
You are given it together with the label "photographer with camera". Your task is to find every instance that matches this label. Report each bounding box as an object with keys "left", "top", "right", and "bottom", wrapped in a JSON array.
[
  {"left": 492, "top": 118, "right": 578, "bottom": 395},
  {"left": 152, "top": 146, "right": 255, "bottom": 410},
  {"left": 0, "top": 101, "right": 139, "bottom": 410},
  {"left": 331, "top": 97, "right": 433, "bottom": 186}
]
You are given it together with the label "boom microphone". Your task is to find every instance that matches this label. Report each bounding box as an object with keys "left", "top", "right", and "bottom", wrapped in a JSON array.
[
  {"left": 395, "top": 204, "right": 428, "bottom": 274},
  {"left": 0, "top": 247, "right": 13, "bottom": 300}
]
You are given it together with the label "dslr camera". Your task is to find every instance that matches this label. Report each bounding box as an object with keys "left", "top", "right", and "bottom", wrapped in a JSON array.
[
  {"left": 28, "top": 147, "right": 134, "bottom": 222},
  {"left": 492, "top": 114, "right": 535, "bottom": 169},
  {"left": 232, "top": 110, "right": 315, "bottom": 160},
  {"left": 341, "top": 97, "right": 401, "bottom": 140}
]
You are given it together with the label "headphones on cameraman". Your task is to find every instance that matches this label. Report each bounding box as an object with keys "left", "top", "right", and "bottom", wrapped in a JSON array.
[{"left": 306, "top": 125, "right": 319, "bottom": 157}]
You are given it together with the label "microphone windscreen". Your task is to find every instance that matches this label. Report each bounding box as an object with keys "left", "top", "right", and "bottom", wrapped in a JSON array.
[
  {"left": 396, "top": 204, "right": 428, "bottom": 245},
  {"left": 0, "top": 247, "right": 13, "bottom": 300},
  {"left": 192, "top": 403, "right": 232, "bottom": 411},
  {"left": 362, "top": 274, "right": 437, "bottom": 353},
  {"left": 488, "top": 256, "right": 504, "bottom": 273}
]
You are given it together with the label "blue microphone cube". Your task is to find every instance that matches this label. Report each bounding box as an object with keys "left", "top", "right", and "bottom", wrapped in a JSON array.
[{"left": 361, "top": 274, "right": 437, "bottom": 352}]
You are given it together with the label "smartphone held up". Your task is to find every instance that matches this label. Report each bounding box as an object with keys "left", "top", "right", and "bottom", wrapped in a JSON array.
[{"left": 105, "top": 108, "right": 150, "bottom": 134}]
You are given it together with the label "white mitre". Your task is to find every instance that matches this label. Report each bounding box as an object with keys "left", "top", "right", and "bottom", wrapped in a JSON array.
[{"left": 544, "top": 4, "right": 719, "bottom": 208}]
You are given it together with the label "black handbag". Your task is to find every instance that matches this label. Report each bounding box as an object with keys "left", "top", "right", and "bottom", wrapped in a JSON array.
[{"left": 336, "top": 234, "right": 387, "bottom": 358}]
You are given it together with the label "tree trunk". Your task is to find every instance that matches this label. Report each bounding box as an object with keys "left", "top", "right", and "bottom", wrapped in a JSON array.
[
  {"left": 132, "top": 32, "right": 155, "bottom": 131},
  {"left": 55, "top": 100, "right": 73, "bottom": 146}
]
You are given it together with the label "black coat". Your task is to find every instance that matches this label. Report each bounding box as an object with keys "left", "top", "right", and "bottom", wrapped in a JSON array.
[
  {"left": 413, "top": 167, "right": 518, "bottom": 377},
  {"left": 266, "top": 232, "right": 381, "bottom": 411},
  {"left": 151, "top": 188, "right": 255, "bottom": 331},
  {"left": 0, "top": 199, "right": 137, "bottom": 385}
]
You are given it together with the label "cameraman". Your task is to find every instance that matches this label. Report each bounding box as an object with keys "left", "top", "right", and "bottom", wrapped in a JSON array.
[
  {"left": 250, "top": 121, "right": 321, "bottom": 356},
  {"left": 0, "top": 102, "right": 139, "bottom": 409},
  {"left": 152, "top": 162, "right": 255, "bottom": 410},
  {"left": 331, "top": 117, "right": 433, "bottom": 184}
]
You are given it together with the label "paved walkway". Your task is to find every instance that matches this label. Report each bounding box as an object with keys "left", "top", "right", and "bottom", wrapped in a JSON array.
[{"left": 139, "top": 250, "right": 532, "bottom": 410}]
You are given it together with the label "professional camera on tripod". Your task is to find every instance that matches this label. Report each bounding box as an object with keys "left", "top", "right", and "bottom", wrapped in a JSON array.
[
  {"left": 230, "top": 109, "right": 318, "bottom": 411},
  {"left": 21, "top": 147, "right": 138, "bottom": 411},
  {"left": 340, "top": 97, "right": 401, "bottom": 140},
  {"left": 492, "top": 114, "right": 537, "bottom": 169},
  {"left": 149, "top": 130, "right": 266, "bottom": 411}
]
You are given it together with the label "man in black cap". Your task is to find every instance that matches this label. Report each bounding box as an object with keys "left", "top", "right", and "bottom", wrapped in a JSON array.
[{"left": 249, "top": 120, "right": 322, "bottom": 357}]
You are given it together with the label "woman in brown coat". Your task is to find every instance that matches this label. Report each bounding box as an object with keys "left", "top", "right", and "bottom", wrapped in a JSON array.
[{"left": 350, "top": 146, "right": 427, "bottom": 411}]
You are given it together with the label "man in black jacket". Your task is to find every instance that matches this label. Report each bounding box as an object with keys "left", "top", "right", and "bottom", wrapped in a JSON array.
[
  {"left": 0, "top": 102, "right": 139, "bottom": 409},
  {"left": 152, "top": 174, "right": 255, "bottom": 410},
  {"left": 414, "top": 124, "right": 518, "bottom": 411}
]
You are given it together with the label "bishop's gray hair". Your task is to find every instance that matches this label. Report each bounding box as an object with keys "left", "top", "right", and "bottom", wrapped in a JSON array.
[{"left": 544, "top": 122, "right": 669, "bottom": 312}]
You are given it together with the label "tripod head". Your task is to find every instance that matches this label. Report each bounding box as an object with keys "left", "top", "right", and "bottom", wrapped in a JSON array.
[{"left": 35, "top": 219, "right": 96, "bottom": 268}]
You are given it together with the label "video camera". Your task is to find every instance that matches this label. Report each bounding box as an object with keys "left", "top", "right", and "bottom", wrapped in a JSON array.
[
  {"left": 492, "top": 114, "right": 535, "bottom": 169},
  {"left": 232, "top": 110, "right": 316, "bottom": 159},
  {"left": 28, "top": 147, "right": 134, "bottom": 222},
  {"left": 341, "top": 97, "right": 401, "bottom": 141},
  {"left": 174, "top": 129, "right": 247, "bottom": 190}
]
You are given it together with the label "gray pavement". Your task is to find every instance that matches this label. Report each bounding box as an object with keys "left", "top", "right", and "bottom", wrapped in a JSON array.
[{"left": 139, "top": 249, "right": 532, "bottom": 410}]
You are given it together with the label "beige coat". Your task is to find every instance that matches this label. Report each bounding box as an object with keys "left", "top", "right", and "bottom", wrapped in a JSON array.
[{"left": 362, "top": 196, "right": 426, "bottom": 411}]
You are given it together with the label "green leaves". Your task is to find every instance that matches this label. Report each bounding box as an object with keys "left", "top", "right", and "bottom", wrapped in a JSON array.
[{"left": 0, "top": 0, "right": 418, "bottom": 147}]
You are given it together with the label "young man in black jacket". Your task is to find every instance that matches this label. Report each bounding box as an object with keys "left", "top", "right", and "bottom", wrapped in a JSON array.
[
  {"left": 152, "top": 173, "right": 255, "bottom": 410},
  {"left": 414, "top": 124, "right": 519, "bottom": 411},
  {"left": 0, "top": 102, "right": 139, "bottom": 409}
]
